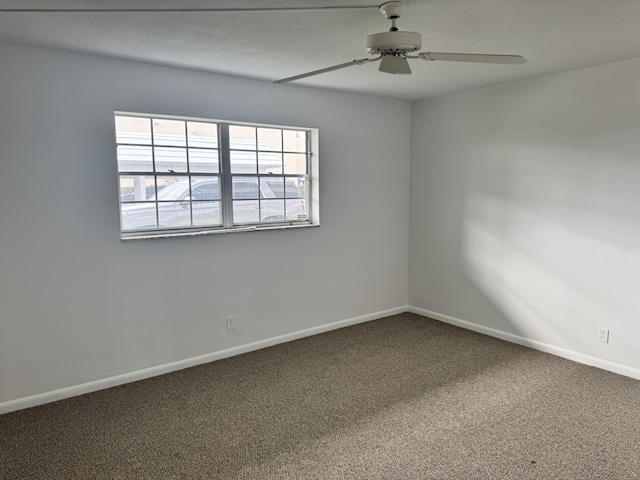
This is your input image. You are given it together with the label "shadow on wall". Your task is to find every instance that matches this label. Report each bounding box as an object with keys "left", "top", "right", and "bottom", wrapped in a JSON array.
[{"left": 462, "top": 144, "right": 640, "bottom": 357}]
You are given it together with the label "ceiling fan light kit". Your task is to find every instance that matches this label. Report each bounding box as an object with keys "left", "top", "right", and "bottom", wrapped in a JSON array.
[
  {"left": 274, "top": 1, "right": 526, "bottom": 84},
  {"left": 379, "top": 55, "right": 412, "bottom": 74}
]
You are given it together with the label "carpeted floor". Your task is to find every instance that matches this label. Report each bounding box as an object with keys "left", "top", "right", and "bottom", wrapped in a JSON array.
[{"left": 1, "top": 312, "right": 639, "bottom": 479}]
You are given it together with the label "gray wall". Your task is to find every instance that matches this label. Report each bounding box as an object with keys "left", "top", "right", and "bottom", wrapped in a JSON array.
[
  {"left": 410, "top": 57, "right": 640, "bottom": 376},
  {"left": 0, "top": 43, "right": 411, "bottom": 405}
]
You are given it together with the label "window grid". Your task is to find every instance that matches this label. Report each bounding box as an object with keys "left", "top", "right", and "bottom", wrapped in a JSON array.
[
  {"left": 226, "top": 123, "right": 309, "bottom": 225},
  {"left": 117, "top": 114, "right": 221, "bottom": 233},
  {"left": 116, "top": 113, "right": 312, "bottom": 238}
]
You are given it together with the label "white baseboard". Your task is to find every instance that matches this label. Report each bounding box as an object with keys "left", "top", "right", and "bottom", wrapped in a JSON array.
[
  {"left": 6, "top": 304, "right": 635, "bottom": 416},
  {"left": 0, "top": 306, "right": 408, "bottom": 415},
  {"left": 408, "top": 305, "right": 640, "bottom": 381}
]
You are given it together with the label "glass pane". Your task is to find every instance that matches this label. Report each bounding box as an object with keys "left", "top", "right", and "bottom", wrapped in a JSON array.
[
  {"left": 191, "top": 177, "right": 219, "bottom": 200},
  {"left": 261, "top": 177, "right": 284, "bottom": 198},
  {"left": 261, "top": 199, "right": 285, "bottom": 222},
  {"left": 119, "top": 175, "right": 155, "bottom": 202},
  {"left": 230, "top": 150, "right": 257, "bottom": 174},
  {"left": 154, "top": 176, "right": 190, "bottom": 201},
  {"left": 258, "top": 152, "right": 282, "bottom": 174},
  {"left": 157, "top": 202, "right": 189, "bottom": 228},
  {"left": 286, "top": 177, "right": 306, "bottom": 198},
  {"left": 121, "top": 202, "right": 157, "bottom": 230},
  {"left": 284, "top": 153, "right": 307, "bottom": 174},
  {"left": 115, "top": 116, "right": 151, "bottom": 145},
  {"left": 155, "top": 147, "right": 187, "bottom": 173},
  {"left": 187, "top": 121, "right": 218, "bottom": 148},
  {"left": 229, "top": 125, "right": 256, "bottom": 150},
  {"left": 189, "top": 148, "right": 219, "bottom": 173},
  {"left": 286, "top": 199, "right": 307, "bottom": 221},
  {"left": 233, "top": 200, "right": 260, "bottom": 224},
  {"left": 117, "top": 145, "right": 153, "bottom": 172},
  {"left": 232, "top": 177, "right": 259, "bottom": 199},
  {"left": 192, "top": 201, "right": 221, "bottom": 226},
  {"left": 257, "top": 127, "right": 282, "bottom": 151},
  {"left": 153, "top": 118, "right": 185, "bottom": 146},
  {"left": 283, "top": 129, "right": 306, "bottom": 152}
]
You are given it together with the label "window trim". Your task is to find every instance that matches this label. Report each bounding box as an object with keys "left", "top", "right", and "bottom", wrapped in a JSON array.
[{"left": 115, "top": 112, "right": 319, "bottom": 240}]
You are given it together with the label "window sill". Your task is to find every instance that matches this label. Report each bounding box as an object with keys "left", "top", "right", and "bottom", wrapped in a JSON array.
[{"left": 121, "top": 222, "right": 319, "bottom": 241}]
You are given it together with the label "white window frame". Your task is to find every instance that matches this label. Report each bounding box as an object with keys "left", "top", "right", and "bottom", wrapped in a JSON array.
[{"left": 115, "top": 112, "right": 319, "bottom": 240}]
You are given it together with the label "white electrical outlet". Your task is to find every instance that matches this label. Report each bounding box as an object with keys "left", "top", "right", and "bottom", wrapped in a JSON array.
[
  {"left": 226, "top": 316, "right": 235, "bottom": 331},
  {"left": 597, "top": 327, "right": 609, "bottom": 344}
]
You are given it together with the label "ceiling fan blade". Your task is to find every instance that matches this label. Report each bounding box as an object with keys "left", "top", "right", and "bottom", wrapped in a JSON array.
[
  {"left": 274, "top": 57, "right": 381, "bottom": 84},
  {"left": 0, "top": 5, "right": 379, "bottom": 13},
  {"left": 420, "top": 52, "right": 527, "bottom": 65}
]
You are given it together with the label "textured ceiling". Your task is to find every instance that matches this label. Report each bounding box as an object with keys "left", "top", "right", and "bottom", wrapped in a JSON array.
[{"left": 1, "top": 0, "right": 640, "bottom": 101}]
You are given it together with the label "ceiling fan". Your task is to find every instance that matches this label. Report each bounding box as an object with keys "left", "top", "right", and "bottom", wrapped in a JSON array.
[{"left": 274, "top": 1, "right": 526, "bottom": 84}]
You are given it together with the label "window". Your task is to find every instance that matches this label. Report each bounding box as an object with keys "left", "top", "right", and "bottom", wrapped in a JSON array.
[{"left": 115, "top": 112, "right": 318, "bottom": 239}]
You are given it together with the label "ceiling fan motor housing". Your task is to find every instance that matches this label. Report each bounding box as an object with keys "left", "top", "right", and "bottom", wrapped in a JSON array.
[{"left": 366, "top": 31, "right": 422, "bottom": 55}]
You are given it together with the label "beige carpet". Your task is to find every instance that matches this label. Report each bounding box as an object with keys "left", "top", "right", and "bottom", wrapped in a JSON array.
[{"left": 1, "top": 313, "right": 639, "bottom": 479}]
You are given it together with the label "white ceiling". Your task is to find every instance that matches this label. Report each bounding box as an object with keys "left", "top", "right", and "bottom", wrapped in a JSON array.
[{"left": 1, "top": 0, "right": 640, "bottom": 101}]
